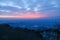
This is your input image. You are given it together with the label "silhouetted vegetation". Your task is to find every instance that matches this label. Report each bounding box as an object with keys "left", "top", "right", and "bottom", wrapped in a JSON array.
[
  {"left": 0, "top": 24, "right": 43, "bottom": 40},
  {"left": 0, "top": 24, "right": 60, "bottom": 40}
]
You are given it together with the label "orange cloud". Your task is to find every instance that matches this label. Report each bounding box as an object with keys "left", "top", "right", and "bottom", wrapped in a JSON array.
[{"left": 0, "top": 14, "right": 48, "bottom": 19}]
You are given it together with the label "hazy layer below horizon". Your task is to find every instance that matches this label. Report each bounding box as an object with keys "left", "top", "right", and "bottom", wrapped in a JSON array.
[{"left": 0, "top": 18, "right": 60, "bottom": 30}]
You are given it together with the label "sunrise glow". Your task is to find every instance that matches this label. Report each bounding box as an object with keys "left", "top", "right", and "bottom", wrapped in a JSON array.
[{"left": 0, "top": 14, "right": 48, "bottom": 19}]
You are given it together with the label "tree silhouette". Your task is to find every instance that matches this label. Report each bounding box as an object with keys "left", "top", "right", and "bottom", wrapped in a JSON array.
[{"left": 0, "top": 24, "right": 44, "bottom": 40}]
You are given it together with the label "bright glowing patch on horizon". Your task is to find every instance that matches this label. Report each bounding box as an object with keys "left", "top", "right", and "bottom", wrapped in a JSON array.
[{"left": 0, "top": 14, "right": 47, "bottom": 19}]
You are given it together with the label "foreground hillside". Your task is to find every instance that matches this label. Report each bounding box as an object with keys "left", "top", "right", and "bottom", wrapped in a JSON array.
[{"left": 0, "top": 24, "right": 60, "bottom": 40}]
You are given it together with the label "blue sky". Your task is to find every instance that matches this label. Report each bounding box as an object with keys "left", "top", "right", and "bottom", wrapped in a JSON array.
[{"left": 0, "top": 0, "right": 60, "bottom": 17}]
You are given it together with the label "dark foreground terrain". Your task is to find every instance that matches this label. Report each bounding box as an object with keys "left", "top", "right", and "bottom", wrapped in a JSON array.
[{"left": 0, "top": 24, "right": 60, "bottom": 40}]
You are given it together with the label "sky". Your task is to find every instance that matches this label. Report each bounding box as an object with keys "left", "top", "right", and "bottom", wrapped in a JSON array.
[{"left": 0, "top": 0, "right": 60, "bottom": 19}]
